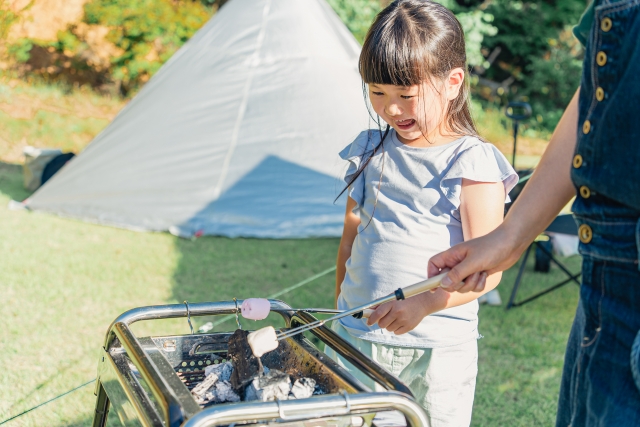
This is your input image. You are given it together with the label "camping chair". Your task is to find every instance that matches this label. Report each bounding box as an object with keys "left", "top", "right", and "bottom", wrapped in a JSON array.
[{"left": 505, "top": 214, "right": 581, "bottom": 310}]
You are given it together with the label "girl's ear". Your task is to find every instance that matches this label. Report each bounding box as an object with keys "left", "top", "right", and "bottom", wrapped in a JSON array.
[{"left": 446, "top": 68, "right": 465, "bottom": 101}]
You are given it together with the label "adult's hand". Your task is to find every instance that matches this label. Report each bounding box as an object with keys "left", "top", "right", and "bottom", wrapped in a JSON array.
[{"left": 428, "top": 225, "right": 527, "bottom": 293}]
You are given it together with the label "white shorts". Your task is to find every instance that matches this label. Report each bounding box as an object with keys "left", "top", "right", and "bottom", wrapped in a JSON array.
[{"left": 324, "top": 321, "right": 478, "bottom": 427}]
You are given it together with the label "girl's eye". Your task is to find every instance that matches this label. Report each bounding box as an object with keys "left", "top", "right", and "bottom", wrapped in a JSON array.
[
  {"left": 372, "top": 91, "right": 384, "bottom": 96},
  {"left": 401, "top": 95, "right": 414, "bottom": 99}
]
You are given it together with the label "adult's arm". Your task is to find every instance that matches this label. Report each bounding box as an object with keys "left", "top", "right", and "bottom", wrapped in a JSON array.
[
  {"left": 428, "top": 88, "right": 580, "bottom": 291},
  {"left": 336, "top": 196, "right": 360, "bottom": 305}
]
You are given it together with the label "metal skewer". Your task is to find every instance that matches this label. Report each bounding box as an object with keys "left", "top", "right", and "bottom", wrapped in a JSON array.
[
  {"left": 270, "top": 308, "right": 372, "bottom": 318},
  {"left": 271, "top": 308, "right": 342, "bottom": 314},
  {"left": 275, "top": 273, "right": 446, "bottom": 341}
]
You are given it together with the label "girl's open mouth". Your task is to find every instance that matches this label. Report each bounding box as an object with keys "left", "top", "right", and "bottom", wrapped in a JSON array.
[{"left": 395, "top": 119, "right": 416, "bottom": 130}]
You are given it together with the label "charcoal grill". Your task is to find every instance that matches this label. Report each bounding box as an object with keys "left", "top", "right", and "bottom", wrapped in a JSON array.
[{"left": 92, "top": 300, "right": 428, "bottom": 427}]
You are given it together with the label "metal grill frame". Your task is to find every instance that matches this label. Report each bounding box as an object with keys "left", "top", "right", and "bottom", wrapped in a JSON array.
[{"left": 91, "top": 300, "right": 427, "bottom": 427}]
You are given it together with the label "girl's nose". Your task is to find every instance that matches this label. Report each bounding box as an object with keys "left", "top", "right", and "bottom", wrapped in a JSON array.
[{"left": 385, "top": 103, "right": 402, "bottom": 117}]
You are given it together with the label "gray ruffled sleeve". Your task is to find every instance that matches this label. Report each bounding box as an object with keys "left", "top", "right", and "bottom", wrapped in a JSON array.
[
  {"left": 339, "top": 130, "right": 376, "bottom": 211},
  {"left": 440, "top": 143, "right": 518, "bottom": 217}
]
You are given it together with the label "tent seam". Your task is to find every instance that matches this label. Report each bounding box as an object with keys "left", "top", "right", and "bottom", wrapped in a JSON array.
[{"left": 212, "top": 0, "right": 272, "bottom": 199}]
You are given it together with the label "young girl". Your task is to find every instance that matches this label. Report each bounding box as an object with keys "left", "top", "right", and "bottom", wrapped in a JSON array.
[{"left": 325, "top": 1, "right": 517, "bottom": 425}]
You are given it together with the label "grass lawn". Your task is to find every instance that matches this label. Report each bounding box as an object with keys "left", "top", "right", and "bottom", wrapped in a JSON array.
[{"left": 0, "top": 160, "right": 581, "bottom": 426}]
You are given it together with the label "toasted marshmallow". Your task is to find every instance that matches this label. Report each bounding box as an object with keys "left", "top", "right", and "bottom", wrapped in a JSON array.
[
  {"left": 241, "top": 298, "right": 271, "bottom": 320},
  {"left": 247, "top": 326, "right": 279, "bottom": 357}
]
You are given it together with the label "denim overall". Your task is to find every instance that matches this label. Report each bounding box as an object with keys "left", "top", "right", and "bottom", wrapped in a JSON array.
[{"left": 557, "top": 1, "right": 640, "bottom": 425}]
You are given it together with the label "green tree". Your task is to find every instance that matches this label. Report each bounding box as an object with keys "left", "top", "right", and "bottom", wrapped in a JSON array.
[
  {"left": 80, "top": 0, "right": 213, "bottom": 93},
  {"left": 479, "top": 0, "right": 586, "bottom": 128},
  {"left": 327, "top": 0, "right": 497, "bottom": 67},
  {"left": 326, "top": 0, "right": 382, "bottom": 43},
  {"left": 8, "top": 0, "right": 214, "bottom": 94}
]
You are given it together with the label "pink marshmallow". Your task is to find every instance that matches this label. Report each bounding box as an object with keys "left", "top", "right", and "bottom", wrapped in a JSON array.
[{"left": 241, "top": 298, "right": 271, "bottom": 320}]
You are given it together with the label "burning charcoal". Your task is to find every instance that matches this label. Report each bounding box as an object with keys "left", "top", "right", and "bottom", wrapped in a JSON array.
[
  {"left": 204, "top": 361, "right": 233, "bottom": 382},
  {"left": 228, "top": 329, "right": 263, "bottom": 390},
  {"left": 191, "top": 373, "right": 219, "bottom": 398},
  {"left": 289, "top": 377, "right": 316, "bottom": 399},
  {"left": 214, "top": 380, "right": 241, "bottom": 403},
  {"left": 244, "top": 369, "right": 291, "bottom": 402}
]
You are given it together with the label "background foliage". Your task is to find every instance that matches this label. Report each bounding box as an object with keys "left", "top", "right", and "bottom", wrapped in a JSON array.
[
  {"left": 5, "top": 0, "right": 217, "bottom": 95},
  {"left": 478, "top": 0, "right": 585, "bottom": 127},
  {"left": 4, "top": 0, "right": 586, "bottom": 129}
]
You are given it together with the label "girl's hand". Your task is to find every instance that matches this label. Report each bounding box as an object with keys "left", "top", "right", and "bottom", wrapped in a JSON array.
[{"left": 366, "top": 293, "right": 432, "bottom": 335}]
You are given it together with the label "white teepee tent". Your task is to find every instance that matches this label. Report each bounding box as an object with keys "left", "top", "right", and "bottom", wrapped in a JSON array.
[{"left": 26, "top": 0, "right": 370, "bottom": 238}]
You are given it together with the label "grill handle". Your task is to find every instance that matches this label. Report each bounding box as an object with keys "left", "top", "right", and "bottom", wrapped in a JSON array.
[
  {"left": 103, "top": 300, "right": 296, "bottom": 349},
  {"left": 181, "top": 391, "right": 428, "bottom": 427}
]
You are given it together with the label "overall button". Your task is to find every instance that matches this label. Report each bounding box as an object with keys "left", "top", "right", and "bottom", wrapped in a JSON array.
[
  {"left": 583, "top": 120, "right": 591, "bottom": 134},
  {"left": 597, "top": 51, "right": 607, "bottom": 66},
  {"left": 573, "top": 154, "right": 583, "bottom": 168},
  {"left": 596, "top": 87, "right": 605, "bottom": 101},
  {"left": 579, "top": 224, "right": 593, "bottom": 244},
  {"left": 580, "top": 186, "right": 591, "bottom": 198},
  {"left": 601, "top": 17, "right": 612, "bottom": 32}
]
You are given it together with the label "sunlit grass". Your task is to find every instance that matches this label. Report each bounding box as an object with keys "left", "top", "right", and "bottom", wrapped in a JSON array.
[{"left": 0, "top": 78, "right": 124, "bottom": 163}]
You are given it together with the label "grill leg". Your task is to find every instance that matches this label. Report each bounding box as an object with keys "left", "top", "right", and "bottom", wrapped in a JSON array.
[{"left": 92, "top": 381, "right": 110, "bottom": 427}]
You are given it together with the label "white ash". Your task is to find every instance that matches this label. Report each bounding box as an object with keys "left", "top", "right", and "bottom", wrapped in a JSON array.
[
  {"left": 289, "top": 377, "right": 316, "bottom": 399},
  {"left": 191, "top": 373, "right": 219, "bottom": 398},
  {"left": 244, "top": 369, "right": 291, "bottom": 402},
  {"left": 192, "top": 375, "right": 240, "bottom": 405},
  {"left": 191, "top": 362, "right": 240, "bottom": 405},
  {"left": 190, "top": 362, "right": 323, "bottom": 406},
  {"left": 204, "top": 361, "right": 233, "bottom": 382},
  {"left": 213, "top": 380, "right": 240, "bottom": 403}
]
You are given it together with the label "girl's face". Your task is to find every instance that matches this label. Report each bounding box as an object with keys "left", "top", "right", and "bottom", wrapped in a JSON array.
[{"left": 368, "top": 68, "right": 465, "bottom": 146}]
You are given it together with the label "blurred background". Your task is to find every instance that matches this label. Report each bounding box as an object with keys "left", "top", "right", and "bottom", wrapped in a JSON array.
[{"left": 0, "top": 1, "right": 585, "bottom": 426}]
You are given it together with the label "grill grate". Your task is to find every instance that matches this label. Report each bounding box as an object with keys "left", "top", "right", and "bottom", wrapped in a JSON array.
[{"left": 175, "top": 353, "right": 229, "bottom": 391}]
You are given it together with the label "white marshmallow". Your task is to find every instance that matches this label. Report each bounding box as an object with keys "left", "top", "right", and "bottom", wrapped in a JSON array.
[
  {"left": 241, "top": 298, "right": 271, "bottom": 320},
  {"left": 247, "top": 326, "right": 279, "bottom": 357}
]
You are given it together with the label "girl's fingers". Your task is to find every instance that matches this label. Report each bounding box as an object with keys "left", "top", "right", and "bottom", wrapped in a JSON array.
[
  {"left": 473, "top": 272, "right": 488, "bottom": 292},
  {"left": 367, "top": 302, "right": 392, "bottom": 326},
  {"left": 383, "top": 317, "right": 401, "bottom": 333},
  {"left": 394, "top": 325, "right": 411, "bottom": 335},
  {"left": 457, "top": 272, "right": 481, "bottom": 293},
  {"left": 377, "top": 308, "right": 396, "bottom": 329}
]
